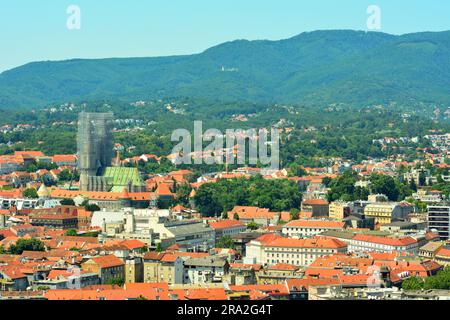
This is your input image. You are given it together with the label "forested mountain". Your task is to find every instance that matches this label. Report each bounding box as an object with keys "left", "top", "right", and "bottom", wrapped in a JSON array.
[{"left": 1, "top": 30, "right": 449, "bottom": 108}]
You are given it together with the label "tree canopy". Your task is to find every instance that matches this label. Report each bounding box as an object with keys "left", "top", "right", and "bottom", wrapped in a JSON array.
[
  {"left": 8, "top": 238, "right": 45, "bottom": 255},
  {"left": 193, "top": 176, "right": 302, "bottom": 217},
  {"left": 216, "top": 236, "right": 235, "bottom": 249},
  {"left": 23, "top": 188, "right": 39, "bottom": 199},
  {"left": 402, "top": 267, "right": 450, "bottom": 291}
]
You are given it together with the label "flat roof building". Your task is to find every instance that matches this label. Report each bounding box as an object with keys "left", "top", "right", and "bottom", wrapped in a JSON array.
[{"left": 428, "top": 205, "right": 450, "bottom": 240}]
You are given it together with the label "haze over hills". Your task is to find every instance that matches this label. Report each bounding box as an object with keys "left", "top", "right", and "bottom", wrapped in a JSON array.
[{"left": 1, "top": 30, "right": 449, "bottom": 109}]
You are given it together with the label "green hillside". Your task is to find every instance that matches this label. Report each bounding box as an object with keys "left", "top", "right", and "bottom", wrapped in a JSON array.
[{"left": 1, "top": 30, "right": 449, "bottom": 108}]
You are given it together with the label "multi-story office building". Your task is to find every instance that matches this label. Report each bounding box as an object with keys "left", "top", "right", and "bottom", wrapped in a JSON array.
[
  {"left": 328, "top": 201, "right": 352, "bottom": 220},
  {"left": 364, "top": 202, "right": 413, "bottom": 225},
  {"left": 428, "top": 205, "right": 450, "bottom": 240}
]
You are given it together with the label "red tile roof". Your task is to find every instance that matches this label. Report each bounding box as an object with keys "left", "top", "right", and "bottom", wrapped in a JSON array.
[
  {"left": 229, "top": 263, "right": 262, "bottom": 271},
  {"left": 14, "top": 151, "right": 45, "bottom": 158},
  {"left": 156, "top": 184, "right": 175, "bottom": 196},
  {"left": 352, "top": 234, "right": 417, "bottom": 247},
  {"left": 308, "top": 254, "right": 374, "bottom": 269},
  {"left": 0, "top": 266, "right": 28, "bottom": 279},
  {"left": 286, "top": 278, "right": 340, "bottom": 291},
  {"left": 52, "top": 155, "right": 77, "bottom": 163},
  {"left": 119, "top": 239, "right": 146, "bottom": 250},
  {"left": 50, "top": 189, "right": 154, "bottom": 201},
  {"left": 268, "top": 263, "right": 301, "bottom": 271},
  {"left": 143, "top": 252, "right": 166, "bottom": 261},
  {"left": 266, "top": 237, "right": 348, "bottom": 249},
  {"left": 0, "top": 189, "right": 23, "bottom": 198},
  {"left": 229, "top": 284, "right": 289, "bottom": 295},
  {"left": 227, "top": 206, "right": 277, "bottom": 220},
  {"left": 31, "top": 213, "right": 76, "bottom": 221},
  {"left": 285, "top": 220, "right": 345, "bottom": 229},
  {"left": 253, "top": 233, "right": 283, "bottom": 245},
  {"left": 302, "top": 199, "right": 329, "bottom": 206},
  {"left": 88, "top": 255, "right": 124, "bottom": 268},
  {"left": 209, "top": 220, "right": 245, "bottom": 230},
  {"left": 436, "top": 247, "right": 450, "bottom": 258}
]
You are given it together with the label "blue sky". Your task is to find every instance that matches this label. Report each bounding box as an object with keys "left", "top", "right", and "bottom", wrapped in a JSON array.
[{"left": 0, "top": 0, "right": 449, "bottom": 72}]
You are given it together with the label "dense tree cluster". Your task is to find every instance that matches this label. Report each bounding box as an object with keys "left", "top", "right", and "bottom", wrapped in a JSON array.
[
  {"left": 23, "top": 188, "right": 39, "bottom": 199},
  {"left": 193, "top": 176, "right": 302, "bottom": 217},
  {"left": 326, "top": 171, "right": 369, "bottom": 202},
  {"left": 1, "top": 238, "right": 46, "bottom": 255},
  {"left": 58, "top": 169, "right": 80, "bottom": 182},
  {"left": 216, "top": 236, "right": 235, "bottom": 249},
  {"left": 60, "top": 198, "right": 76, "bottom": 206},
  {"left": 174, "top": 183, "right": 193, "bottom": 207},
  {"left": 327, "top": 171, "right": 414, "bottom": 202},
  {"left": 1, "top": 97, "right": 448, "bottom": 171},
  {"left": 25, "top": 161, "right": 58, "bottom": 173},
  {"left": 370, "top": 174, "right": 413, "bottom": 201},
  {"left": 402, "top": 267, "right": 450, "bottom": 291}
]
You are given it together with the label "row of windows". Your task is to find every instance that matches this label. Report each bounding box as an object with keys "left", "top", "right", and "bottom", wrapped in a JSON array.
[
  {"left": 285, "top": 228, "right": 330, "bottom": 232},
  {"left": 220, "top": 228, "right": 246, "bottom": 235},
  {"left": 269, "top": 259, "right": 312, "bottom": 265},
  {"left": 268, "top": 253, "right": 317, "bottom": 259},
  {"left": 266, "top": 247, "right": 335, "bottom": 253},
  {"left": 350, "top": 241, "right": 413, "bottom": 250}
]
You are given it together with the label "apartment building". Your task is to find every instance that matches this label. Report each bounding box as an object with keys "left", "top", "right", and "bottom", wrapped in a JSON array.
[
  {"left": 125, "top": 257, "right": 143, "bottom": 284},
  {"left": 413, "top": 189, "right": 443, "bottom": 204},
  {"left": 404, "top": 167, "right": 432, "bottom": 186},
  {"left": 256, "top": 264, "right": 304, "bottom": 285},
  {"left": 246, "top": 235, "right": 347, "bottom": 267},
  {"left": 142, "top": 252, "right": 184, "bottom": 285},
  {"left": 348, "top": 234, "right": 419, "bottom": 254},
  {"left": 183, "top": 256, "right": 229, "bottom": 284},
  {"left": 81, "top": 255, "right": 125, "bottom": 284},
  {"left": 223, "top": 263, "right": 261, "bottom": 286}
]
